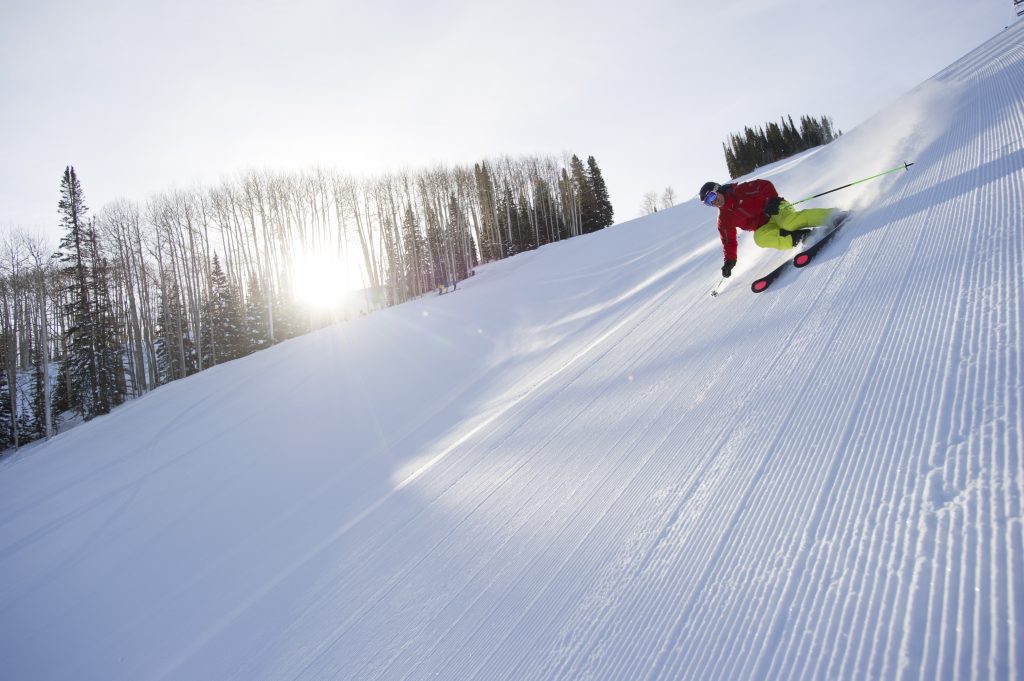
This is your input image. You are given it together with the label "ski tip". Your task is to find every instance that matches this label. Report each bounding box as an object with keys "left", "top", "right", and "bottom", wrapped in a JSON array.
[
  {"left": 751, "top": 279, "right": 769, "bottom": 293},
  {"left": 793, "top": 253, "right": 811, "bottom": 268}
]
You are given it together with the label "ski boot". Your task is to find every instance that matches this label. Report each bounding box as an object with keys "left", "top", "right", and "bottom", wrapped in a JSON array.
[{"left": 780, "top": 228, "right": 813, "bottom": 247}]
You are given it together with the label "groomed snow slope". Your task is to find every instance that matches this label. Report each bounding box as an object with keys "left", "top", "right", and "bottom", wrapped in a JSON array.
[{"left": 1, "top": 23, "right": 1022, "bottom": 681}]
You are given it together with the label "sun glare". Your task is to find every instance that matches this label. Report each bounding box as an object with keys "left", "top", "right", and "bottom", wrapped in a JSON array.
[{"left": 291, "top": 252, "right": 350, "bottom": 309}]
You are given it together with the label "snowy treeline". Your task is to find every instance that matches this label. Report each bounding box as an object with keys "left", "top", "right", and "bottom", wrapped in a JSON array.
[{"left": 0, "top": 153, "right": 614, "bottom": 449}]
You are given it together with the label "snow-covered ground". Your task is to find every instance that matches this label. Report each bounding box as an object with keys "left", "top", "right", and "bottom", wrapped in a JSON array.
[{"left": 1, "top": 23, "right": 1022, "bottom": 681}]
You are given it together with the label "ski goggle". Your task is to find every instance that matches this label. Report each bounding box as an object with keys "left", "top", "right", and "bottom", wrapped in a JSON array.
[{"left": 703, "top": 191, "right": 718, "bottom": 207}]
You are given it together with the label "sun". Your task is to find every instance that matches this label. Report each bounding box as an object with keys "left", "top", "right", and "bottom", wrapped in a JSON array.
[{"left": 290, "top": 251, "right": 353, "bottom": 309}]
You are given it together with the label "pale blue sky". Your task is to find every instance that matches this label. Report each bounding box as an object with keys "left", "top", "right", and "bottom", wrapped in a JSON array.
[{"left": 1, "top": 0, "right": 1017, "bottom": 240}]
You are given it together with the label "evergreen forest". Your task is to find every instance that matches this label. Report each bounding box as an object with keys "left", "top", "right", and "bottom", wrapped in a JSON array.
[{"left": 723, "top": 114, "right": 841, "bottom": 178}]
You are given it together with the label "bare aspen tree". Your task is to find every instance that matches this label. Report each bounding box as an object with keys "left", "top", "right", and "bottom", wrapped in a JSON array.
[
  {"left": 641, "top": 192, "right": 660, "bottom": 215},
  {"left": 661, "top": 187, "right": 677, "bottom": 210},
  {"left": 239, "top": 171, "right": 275, "bottom": 343},
  {"left": 20, "top": 233, "right": 54, "bottom": 439},
  {"left": 0, "top": 236, "right": 25, "bottom": 446},
  {"left": 131, "top": 206, "right": 160, "bottom": 389},
  {"left": 330, "top": 172, "right": 354, "bottom": 287},
  {"left": 97, "top": 201, "right": 150, "bottom": 396}
]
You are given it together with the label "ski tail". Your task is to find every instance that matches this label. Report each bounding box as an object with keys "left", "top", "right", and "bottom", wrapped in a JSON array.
[{"left": 751, "top": 261, "right": 790, "bottom": 293}]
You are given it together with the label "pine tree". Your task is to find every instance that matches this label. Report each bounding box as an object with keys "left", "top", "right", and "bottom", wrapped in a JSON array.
[
  {"left": 15, "top": 407, "right": 33, "bottom": 448},
  {"left": 445, "top": 194, "right": 476, "bottom": 279},
  {"left": 244, "top": 273, "right": 272, "bottom": 353},
  {"left": 51, "top": 358, "right": 70, "bottom": 418},
  {"left": 766, "top": 122, "right": 786, "bottom": 160},
  {"left": 55, "top": 166, "right": 101, "bottom": 419},
  {"left": 800, "top": 115, "right": 822, "bottom": 147},
  {"left": 201, "top": 254, "right": 246, "bottom": 367},
  {"left": 0, "top": 357, "right": 11, "bottom": 450},
  {"left": 215, "top": 255, "right": 244, "bottom": 360},
  {"left": 401, "top": 206, "right": 430, "bottom": 296},
  {"left": 782, "top": 115, "right": 801, "bottom": 156},
  {"left": 570, "top": 155, "right": 601, "bottom": 234},
  {"left": 86, "top": 223, "right": 126, "bottom": 415},
  {"left": 155, "top": 272, "right": 195, "bottom": 384},
  {"left": 587, "top": 156, "right": 614, "bottom": 229},
  {"left": 517, "top": 199, "right": 533, "bottom": 251},
  {"left": 425, "top": 207, "right": 447, "bottom": 287},
  {"left": 497, "top": 186, "right": 526, "bottom": 256},
  {"left": 723, "top": 142, "right": 739, "bottom": 178},
  {"left": 473, "top": 162, "right": 502, "bottom": 262},
  {"left": 271, "top": 291, "right": 303, "bottom": 341},
  {"left": 27, "top": 341, "right": 48, "bottom": 442}
]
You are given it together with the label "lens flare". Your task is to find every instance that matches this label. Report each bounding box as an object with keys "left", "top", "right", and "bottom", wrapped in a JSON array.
[{"left": 291, "top": 252, "right": 349, "bottom": 309}]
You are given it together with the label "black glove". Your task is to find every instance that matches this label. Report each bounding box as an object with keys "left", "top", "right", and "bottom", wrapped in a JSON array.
[
  {"left": 721, "top": 259, "right": 736, "bottom": 278},
  {"left": 764, "top": 197, "right": 785, "bottom": 216}
]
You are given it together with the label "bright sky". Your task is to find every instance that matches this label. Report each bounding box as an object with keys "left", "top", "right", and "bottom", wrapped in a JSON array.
[{"left": 0, "top": 0, "right": 1017, "bottom": 242}]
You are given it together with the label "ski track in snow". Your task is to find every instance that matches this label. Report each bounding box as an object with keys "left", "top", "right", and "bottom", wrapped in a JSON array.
[{"left": 1, "top": 23, "right": 1023, "bottom": 681}]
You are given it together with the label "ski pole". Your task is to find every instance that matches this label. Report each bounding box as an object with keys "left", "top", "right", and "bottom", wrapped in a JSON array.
[
  {"left": 710, "top": 277, "right": 725, "bottom": 297},
  {"left": 788, "top": 161, "right": 914, "bottom": 207}
]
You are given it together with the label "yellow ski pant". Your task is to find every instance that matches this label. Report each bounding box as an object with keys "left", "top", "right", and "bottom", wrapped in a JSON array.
[{"left": 754, "top": 205, "right": 835, "bottom": 250}]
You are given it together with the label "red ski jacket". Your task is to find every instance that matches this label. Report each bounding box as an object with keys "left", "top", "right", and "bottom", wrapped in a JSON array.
[{"left": 717, "top": 179, "right": 779, "bottom": 261}]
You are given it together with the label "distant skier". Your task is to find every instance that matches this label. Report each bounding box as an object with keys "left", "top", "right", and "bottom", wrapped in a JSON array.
[{"left": 699, "top": 179, "right": 837, "bottom": 279}]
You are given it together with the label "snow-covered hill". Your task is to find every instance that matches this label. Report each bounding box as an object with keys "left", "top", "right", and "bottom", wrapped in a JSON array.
[{"left": 2, "top": 23, "right": 1022, "bottom": 681}]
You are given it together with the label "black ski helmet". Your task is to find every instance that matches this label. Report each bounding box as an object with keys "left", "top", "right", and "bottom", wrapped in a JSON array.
[{"left": 699, "top": 181, "right": 721, "bottom": 203}]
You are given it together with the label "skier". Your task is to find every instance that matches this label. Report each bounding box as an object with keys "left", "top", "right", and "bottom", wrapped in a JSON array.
[{"left": 699, "top": 179, "right": 837, "bottom": 279}]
